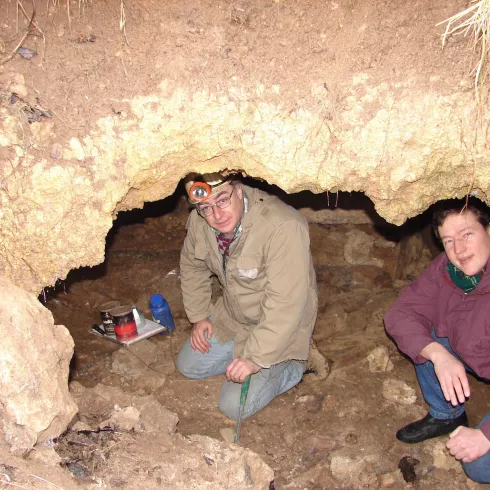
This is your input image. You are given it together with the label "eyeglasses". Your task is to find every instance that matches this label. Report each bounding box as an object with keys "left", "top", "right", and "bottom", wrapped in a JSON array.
[{"left": 197, "top": 188, "right": 235, "bottom": 217}]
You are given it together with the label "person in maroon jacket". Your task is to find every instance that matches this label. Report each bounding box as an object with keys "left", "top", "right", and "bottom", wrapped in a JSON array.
[{"left": 385, "top": 199, "right": 490, "bottom": 484}]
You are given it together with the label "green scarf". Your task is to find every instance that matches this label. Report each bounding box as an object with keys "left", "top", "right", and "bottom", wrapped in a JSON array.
[{"left": 447, "top": 262, "right": 482, "bottom": 293}]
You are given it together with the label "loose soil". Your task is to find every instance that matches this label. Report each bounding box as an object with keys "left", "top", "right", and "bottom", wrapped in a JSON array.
[{"left": 0, "top": 0, "right": 469, "bottom": 150}]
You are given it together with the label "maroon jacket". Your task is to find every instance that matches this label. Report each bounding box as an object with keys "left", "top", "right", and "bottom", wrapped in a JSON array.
[{"left": 385, "top": 252, "right": 490, "bottom": 439}]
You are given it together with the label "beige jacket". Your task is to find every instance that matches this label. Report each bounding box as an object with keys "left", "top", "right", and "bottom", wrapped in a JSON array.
[{"left": 180, "top": 186, "right": 318, "bottom": 367}]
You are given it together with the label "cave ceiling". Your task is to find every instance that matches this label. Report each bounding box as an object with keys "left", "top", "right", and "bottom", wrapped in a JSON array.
[{"left": 0, "top": 0, "right": 489, "bottom": 293}]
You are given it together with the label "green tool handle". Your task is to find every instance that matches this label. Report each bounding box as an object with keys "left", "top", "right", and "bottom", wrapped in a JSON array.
[
  {"left": 234, "top": 375, "right": 251, "bottom": 444},
  {"left": 240, "top": 375, "right": 251, "bottom": 406}
]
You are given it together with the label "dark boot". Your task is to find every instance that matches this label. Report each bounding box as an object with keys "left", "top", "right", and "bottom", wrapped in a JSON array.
[{"left": 396, "top": 412, "right": 468, "bottom": 443}]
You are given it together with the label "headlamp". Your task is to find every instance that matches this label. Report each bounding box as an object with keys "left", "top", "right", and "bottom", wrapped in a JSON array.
[
  {"left": 189, "top": 182, "right": 212, "bottom": 203},
  {"left": 185, "top": 172, "right": 235, "bottom": 204}
]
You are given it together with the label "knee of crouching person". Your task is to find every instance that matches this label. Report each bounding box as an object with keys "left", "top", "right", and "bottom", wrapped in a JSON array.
[
  {"left": 176, "top": 351, "right": 200, "bottom": 379},
  {"left": 462, "top": 458, "right": 490, "bottom": 484}
]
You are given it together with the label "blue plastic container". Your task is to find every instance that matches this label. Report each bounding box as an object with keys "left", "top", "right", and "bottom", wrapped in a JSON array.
[{"left": 149, "top": 293, "right": 175, "bottom": 335}]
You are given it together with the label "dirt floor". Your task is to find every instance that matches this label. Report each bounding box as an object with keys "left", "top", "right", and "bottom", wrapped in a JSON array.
[{"left": 28, "top": 185, "right": 488, "bottom": 490}]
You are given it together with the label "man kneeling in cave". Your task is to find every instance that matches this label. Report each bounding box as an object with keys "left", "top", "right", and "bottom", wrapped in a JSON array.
[
  {"left": 176, "top": 172, "right": 318, "bottom": 421},
  {"left": 385, "top": 198, "right": 490, "bottom": 484}
]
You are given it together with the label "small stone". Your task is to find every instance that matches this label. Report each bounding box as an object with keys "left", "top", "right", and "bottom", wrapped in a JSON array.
[
  {"left": 428, "top": 440, "right": 461, "bottom": 471},
  {"left": 31, "top": 120, "right": 54, "bottom": 149},
  {"left": 220, "top": 47, "right": 231, "bottom": 59},
  {"left": 17, "top": 47, "right": 37, "bottom": 59},
  {"left": 134, "top": 369, "right": 166, "bottom": 392},
  {"left": 306, "top": 435, "right": 337, "bottom": 452},
  {"left": 382, "top": 379, "right": 417, "bottom": 405},
  {"left": 68, "top": 137, "right": 85, "bottom": 161},
  {"left": 186, "top": 20, "right": 197, "bottom": 33},
  {"left": 359, "top": 472, "right": 378, "bottom": 486},
  {"left": 380, "top": 471, "right": 398, "bottom": 487},
  {"left": 367, "top": 346, "right": 394, "bottom": 373},
  {"left": 100, "top": 406, "right": 141, "bottom": 432},
  {"left": 330, "top": 455, "right": 366, "bottom": 482},
  {"left": 9, "top": 83, "right": 28, "bottom": 97},
  {"left": 220, "top": 427, "right": 236, "bottom": 443},
  {"left": 66, "top": 463, "right": 90, "bottom": 477},
  {"left": 344, "top": 230, "right": 374, "bottom": 265},
  {"left": 51, "top": 143, "right": 63, "bottom": 159},
  {"left": 296, "top": 395, "right": 316, "bottom": 404},
  {"left": 70, "top": 421, "right": 92, "bottom": 432}
]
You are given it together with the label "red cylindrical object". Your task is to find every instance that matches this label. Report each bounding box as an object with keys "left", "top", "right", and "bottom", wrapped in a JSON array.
[{"left": 110, "top": 305, "right": 138, "bottom": 341}]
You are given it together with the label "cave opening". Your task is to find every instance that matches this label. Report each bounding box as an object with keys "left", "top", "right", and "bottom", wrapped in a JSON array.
[
  {"left": 38, "top": 175, "right": 490, "bottom": 488},
  {"left": 42, "top": 175, "right": 433, "bottom": 383}
]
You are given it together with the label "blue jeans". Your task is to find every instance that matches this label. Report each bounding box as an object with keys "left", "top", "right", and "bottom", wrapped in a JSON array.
[
  {"left": 176, "top": 334, "right": 305, "bottom": 420},
  {"left": 415, "top": 331, "right": 490, "bottom": 483}
]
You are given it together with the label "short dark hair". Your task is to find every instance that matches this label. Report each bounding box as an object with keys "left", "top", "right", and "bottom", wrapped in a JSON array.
[{"left": 432, "top": 198, "right": 490, "bottom": 240}]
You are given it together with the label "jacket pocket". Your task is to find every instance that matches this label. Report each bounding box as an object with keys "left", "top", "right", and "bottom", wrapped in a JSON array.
[{"left": 236, "top": 256, "right": 263, "bottom": 289}]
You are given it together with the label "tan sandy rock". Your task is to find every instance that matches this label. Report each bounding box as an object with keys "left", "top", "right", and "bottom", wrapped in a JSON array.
[
  {"left": 426, "top": 440, "right": 462, "bottom": 472},
  {"left": 100, "top": 406, "right": 141, "bottom": 432},
  {"left": 367, "top": 345, "right": 394, "bottom": 373},
  {"left": 330, "top": 454, "right": 366, "bottom": 483},
  {"left": 134, "top": 368, "right": 167, "bottom": 392},
  {"left": 0, "top": 276, "right": 77, "bottom": 454},
  {"left": 382, "top": 379, "right": 417, "bottom": 405}
]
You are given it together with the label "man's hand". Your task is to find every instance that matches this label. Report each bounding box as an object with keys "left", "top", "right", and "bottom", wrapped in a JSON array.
[
  {"left": 420, "top": 342, "right": 470, "bottom": 405},
  {"left": 447, "top": 426, "right": 490, "bottom": 463},
  {"left": 190, "top": 318, "right": 213, "bottom": 353},
  {"left": 226, "top": 357, "right": 261, "bottom": 383}
]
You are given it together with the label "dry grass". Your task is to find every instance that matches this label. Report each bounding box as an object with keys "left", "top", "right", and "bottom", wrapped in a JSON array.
[
  {"left": 0, "top": 0, "right": 37, "bottom": 65},
  {"left": 47, "top": 0, "right": 90, "bottom": 31},
  {"left": 438, "top": 0, "right": 490, "bottom": 102}
]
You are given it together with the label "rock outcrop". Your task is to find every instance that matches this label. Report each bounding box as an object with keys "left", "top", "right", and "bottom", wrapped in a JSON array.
[{"left": 0, "top": 276, "right": 77, "bottom": 453}]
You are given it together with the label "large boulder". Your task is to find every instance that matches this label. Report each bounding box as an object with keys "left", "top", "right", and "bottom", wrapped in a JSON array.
[{"left": 0, "top": 276, "right": 77, "bottom": 454}]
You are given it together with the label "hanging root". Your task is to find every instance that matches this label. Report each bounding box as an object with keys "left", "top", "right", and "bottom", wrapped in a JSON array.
[
  {"left": 437, "top": 0, "right": 490, "bottom": 102},
  {"left": 67, "top": 0, "right": 71, "bottom": 32},
  {"left": 120, "top": 0, "right": 130, "bottom": 45}
]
